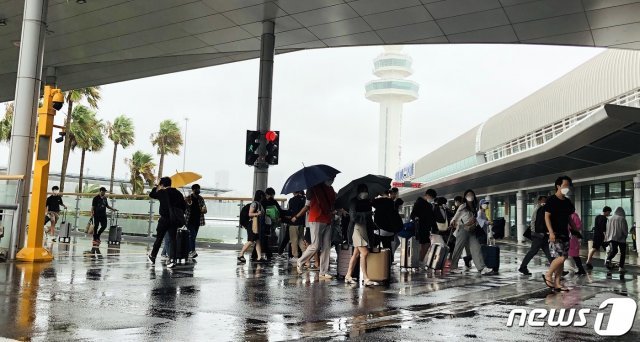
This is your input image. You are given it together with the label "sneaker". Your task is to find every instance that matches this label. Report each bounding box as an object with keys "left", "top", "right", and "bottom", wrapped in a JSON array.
[
  {"left": 586, "top": 263, "right": 593, "bottom": 270},
  {"left": 166, "top": 262, "right": 176, "bottom": 269},
  {"left": 147, "top": 254, "right": 155, "bottom": 264},
  {"left": 481, "top": 268, "right": 497, "bottom": 275},
  {"left": 319, "top": 274, "right": 334, "bottom": 280},
  {"left": 605, "top": 260, "right": 612, "bottom": 270},
  {"left": 160, "top": 254, "right": 169, "bottom": 261},
  {"left": 191, "top": 252, "right": 198, "bottom": 259},
  {"left": 518, "top": 267, "right": 532, "bottom": 276}
]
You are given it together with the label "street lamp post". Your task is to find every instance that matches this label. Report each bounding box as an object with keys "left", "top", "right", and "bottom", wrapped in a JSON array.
[{"left": 183, "top": 117, "right": 188, "bottom": 171}]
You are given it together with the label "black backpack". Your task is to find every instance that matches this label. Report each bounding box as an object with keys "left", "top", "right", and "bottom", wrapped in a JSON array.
[{"left": 239, "top": 203, "right": 251, "bottom": 228}]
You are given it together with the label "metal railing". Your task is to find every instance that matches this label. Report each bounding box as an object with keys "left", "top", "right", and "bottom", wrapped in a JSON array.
[
  {"left": 0, "top": 175, "right": 24, "bottom": 260},
  {"left": 57, "top": 192, "right": 286, "bottom": 245},
  {"left": 485, "top": 88, "right": 640, "bottom": 162}
]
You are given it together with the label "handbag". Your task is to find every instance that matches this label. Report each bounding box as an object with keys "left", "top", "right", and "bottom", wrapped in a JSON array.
[
  {"left": 251, "top": 217, "right": 259, "bottom": 234},
  {"left": 86, "top": 217, "right": 94, "bottom": 235},
  {"left": 523, "top": 228, "right": 532, "bottom": 240}
]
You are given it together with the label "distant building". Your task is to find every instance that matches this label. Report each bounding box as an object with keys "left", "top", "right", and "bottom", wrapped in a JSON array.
[
  {"left": 365, "top": 46, "right": 419, "bottom": 178},
  {"left": 215, "top": 170, "right": 230, "bottom": 189}
]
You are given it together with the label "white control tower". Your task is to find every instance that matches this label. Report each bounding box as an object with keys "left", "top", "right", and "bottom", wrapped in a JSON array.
[{"left": 365, "top": 46, "right": 419, "bottom": 178}]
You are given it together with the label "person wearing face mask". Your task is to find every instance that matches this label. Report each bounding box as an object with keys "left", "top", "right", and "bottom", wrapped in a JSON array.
[
  {"left": 291, "top": 178, "right": 337, "bottom": 279},
  {"left": 372, "top": 190, "right": 403, "bottom": 264},
  {"left": 450, "top": 189, "right": 495, "bottom": 275},
  {"left": 542, "top": 176, "right": 577, "bottom": 292},
  {"left": 410, "top": 189, "right": 438, "bottom": 264},
  {"left": 344, "top": 184, "right": 378, "bottom": 286},
  {"left": 45, "top": 186, "right": 67, "bottom": 242},
  {"left": 518, "top": 196, "right": 553, "bottom": 275},
  {"left": 185, "top": 184, "right": 207, "bottom": 259}
]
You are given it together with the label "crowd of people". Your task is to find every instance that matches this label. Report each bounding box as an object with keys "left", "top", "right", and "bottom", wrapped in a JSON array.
[
  {"left": 42, "top": 173, "right": 633, "bottom": 285},
  {"left": 232, "top": 175, "right": 633, "bottom": 289}
]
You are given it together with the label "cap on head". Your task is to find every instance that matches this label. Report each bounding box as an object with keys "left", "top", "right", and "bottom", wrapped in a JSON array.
[{"left": 99, "top": 187, "right": 107, "bottom": 192}]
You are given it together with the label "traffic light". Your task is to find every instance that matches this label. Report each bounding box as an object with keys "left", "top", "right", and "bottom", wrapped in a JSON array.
[
  {"left": 265, "top": 130, "right": 279, "bottom": 165},
  {"left": 245, "top": 130, "right": 261, "bottom": 165}
]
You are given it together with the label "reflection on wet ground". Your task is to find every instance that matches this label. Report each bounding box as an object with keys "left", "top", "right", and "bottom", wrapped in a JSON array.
[{"left": 0, "top": 237, "right": 638, "bottom": 341}]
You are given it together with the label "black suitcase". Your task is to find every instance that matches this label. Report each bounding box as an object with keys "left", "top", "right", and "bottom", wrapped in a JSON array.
[
  {"left": 175, "top": 228, "right": 191, "bottom": 263},
  {"left": 481, "top": 224, "right": 500, "bottom": 272},
  {"left": 108, "top": 213, "right": 122, "bottom": 245},
  {"left": 58, "top": 210, "right": 72, "bottom": 243}
]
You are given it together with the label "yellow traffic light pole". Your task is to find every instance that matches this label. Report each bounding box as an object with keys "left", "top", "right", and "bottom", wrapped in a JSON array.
[{"left": 16, "top": 85, "right": 63, "bottom": 262}]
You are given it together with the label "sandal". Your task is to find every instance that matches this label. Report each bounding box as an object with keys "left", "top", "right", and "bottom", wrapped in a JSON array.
[
  {"left": 237, "top": 256, "right": 246, "bottom": 263},
  {"left": 363, "top": 279, "right": 379, "bottom": 286},
  {"left": 541, "top": 274, "right": 554, "bottom": 289},
  {"left": 345, "top": 276, "right": 356, "bottom": 284},
  {"left": 554, "top": 287, "right": 570, "bottom": 292}
]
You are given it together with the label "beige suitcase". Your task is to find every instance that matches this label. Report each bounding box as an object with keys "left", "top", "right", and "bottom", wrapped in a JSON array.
[{"left": 365, "top": 247, "right": 390, "bottom": 282}]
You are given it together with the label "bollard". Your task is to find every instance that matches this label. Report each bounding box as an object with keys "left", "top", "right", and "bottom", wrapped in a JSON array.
[
  {"left": 147, "top": 199, "right": 154, "bottom": 237},
  {"left": 236, "top": 200, "right": 244, "bottom": 245},
  {"left": 73, "top": 195, "right": 80, "bottom": 231}
]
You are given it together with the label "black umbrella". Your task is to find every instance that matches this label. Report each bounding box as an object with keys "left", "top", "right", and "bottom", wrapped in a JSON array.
[
  {"left": 280, "top": 164, "right": 341, "bottom": 194},
  {"left": 335, "top": 174, "right": 392, "bottom": 209}
]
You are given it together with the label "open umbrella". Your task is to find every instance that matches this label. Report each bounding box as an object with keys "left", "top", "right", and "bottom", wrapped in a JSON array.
[
  {"left": 335, "top": 174, "right": 392, "bottom": 210},
  {"left": 170, "top": 171, "right": 202, "bottom": 189},
  {"left": 281, "top": 164, "right": 340, "bottom": 194}
]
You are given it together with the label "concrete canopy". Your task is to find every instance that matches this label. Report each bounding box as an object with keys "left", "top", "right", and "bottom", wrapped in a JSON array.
[{"left": 1, "top": 0, "right": 640, "bottom": 101}]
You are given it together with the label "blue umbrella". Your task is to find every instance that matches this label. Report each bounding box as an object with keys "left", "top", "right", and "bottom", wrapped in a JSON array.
[{"left": 280, "top": 164, "right": 341, "bottom": 194}]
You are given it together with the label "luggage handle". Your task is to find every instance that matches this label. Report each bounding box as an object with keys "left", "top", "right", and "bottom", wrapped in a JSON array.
[
  {"left": 111, "top": 211, "right": 119, "bottom": 226},
  {"left": 61, "top": 208, "right": 67, "bottom": 224}
]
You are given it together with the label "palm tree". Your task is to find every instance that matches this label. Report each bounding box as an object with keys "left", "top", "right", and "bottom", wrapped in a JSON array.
[
  {"left": 150, "top": 120, "right": 183, "bottom": 181},
  {"left": 126, "top": 151, "right": 156, "bottom": 195},
  {"left": 60, "top": 87, "right": 101, "bottom": 191},
  {"left": 69, "top": 105, "right": 104, "bottom": 193},
  {"left": 0, "top": 102, "right": 14, "bottom": 143},
  {"left": 107, "top": 115, "right": 135, "bottom": 193}
]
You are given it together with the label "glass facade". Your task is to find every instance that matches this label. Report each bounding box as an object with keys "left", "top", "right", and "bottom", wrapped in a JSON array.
[
  {"left": 374, "top": 58, "right": 411, "bottom": 69},
  {"left": 365, "top": 80, "right": 419, "bottom": 92},
  {"left": 582, "top": 180, "right": 634, "bottom": 240}
]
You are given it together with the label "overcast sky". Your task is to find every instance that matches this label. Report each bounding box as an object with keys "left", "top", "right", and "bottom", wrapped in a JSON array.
[{"left": 1, "top": 44, "right": 603, "bottom": 197}]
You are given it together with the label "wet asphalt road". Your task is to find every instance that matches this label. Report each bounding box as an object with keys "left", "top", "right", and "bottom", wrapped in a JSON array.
[{"left": 0, "top": 238, "right": 639, "bottom": 341}]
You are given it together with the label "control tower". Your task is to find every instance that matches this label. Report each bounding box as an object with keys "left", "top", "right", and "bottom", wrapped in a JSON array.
[{"left": 365, "top": 46, "right": 419, "bottom": 178}]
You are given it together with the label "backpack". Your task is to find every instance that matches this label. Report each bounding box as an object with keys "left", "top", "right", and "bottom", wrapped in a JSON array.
[
  {"left": 265, "top": 205, "right": 280, "bottom": 222},
  {"left": 239, "top": 203, "right": 252, "bottom": 228},
  {"left": 534, "top": 207, "right": 547, "bottom": 233}
]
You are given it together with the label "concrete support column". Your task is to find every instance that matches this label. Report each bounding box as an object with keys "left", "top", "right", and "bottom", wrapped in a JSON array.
[
  {"left": 634, "top": 175, "right": 640, "bottom": 257},
  {"left": 516, "top": 190, "right": 526, "bottom": 243},
  {"left": 252, "top": 21, "right": 275, "bottom": 194},
  {"left": 6, "top": 0, "right": 49, "bottom": 255}
]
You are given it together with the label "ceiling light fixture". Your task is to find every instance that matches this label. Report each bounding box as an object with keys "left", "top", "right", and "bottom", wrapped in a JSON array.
[
  {"left": 12, "top": 40, "right": 20, "bottom": 47},
  {"left": 76, "top": 0, "right": 87, "bottom": 4},
  {"left": 0, "top": 19, "right": 7, "bottom": 26}
]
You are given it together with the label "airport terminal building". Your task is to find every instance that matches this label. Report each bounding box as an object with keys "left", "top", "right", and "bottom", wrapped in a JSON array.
[{"left": 400, "top": 49, "right": 640, "bottom": 244}]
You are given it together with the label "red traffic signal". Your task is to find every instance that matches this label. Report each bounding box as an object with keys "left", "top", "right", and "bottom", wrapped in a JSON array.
[{"left": 266, "top": 131, "right": 278, "bottom": 143}]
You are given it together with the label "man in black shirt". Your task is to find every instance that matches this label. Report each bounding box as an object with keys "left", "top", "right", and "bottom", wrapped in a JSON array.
[
  {"left": 185, "top": 184, "right": 207, "bottom": 259},
  {"left": 410, "top": 188, "right": 437, "bottom": 262},
  {"left": 148, "top": 177, "right": 187, "bottom": 268},
  {"left": 284, "top": 190, "right": 306, "bottom": 260},
  {"left": 518, "top": 196, "right": 551, "bottom": 275},
  {"left": 45, "top": 186, "right": 67, "bottom": 242},
  {"left": 91, "top": 187, "right": 118, "bottom": 246},
  {"left": 252, "top": 187, "right": 282, "bottom": 261},
  {"left": 586, "top": 206, "right": 612, "bottom": 269},
  {"left": 543, "top": 176, "right": 577, "bottom": 291}
]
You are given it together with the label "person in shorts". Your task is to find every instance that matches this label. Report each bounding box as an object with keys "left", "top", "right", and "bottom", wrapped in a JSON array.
[
  {"left": 543, "top": 176, "right": 577, "bottom": 292},
  {"left": 585, "top": 206, "right": 611, "bottom": 270},
  {"left": 45, "top": 186, "right": 67, "bottom": 242}
]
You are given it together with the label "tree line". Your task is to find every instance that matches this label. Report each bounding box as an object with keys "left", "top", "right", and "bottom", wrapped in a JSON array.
[{"left": 0, "top": 87, "right": 184, "bottom": 195}]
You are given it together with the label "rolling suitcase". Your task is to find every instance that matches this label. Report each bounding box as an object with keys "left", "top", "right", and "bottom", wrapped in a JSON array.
[
  {"left": 58, "top": 210, "right": 72, "bottom": 243},
  {"left": 481, "top": 225, "right": 500, "bottom": 272},
  {"left": 175, "top": 227, "right": 191, "bottom": 264},
  {"left": 399, "top": 236, "right": 420, "bottom": 270},
  {"left": 425, "top": 232, "right": 452, "bottom": 271},
  {"left": 337, "top": 244, "right": 359, "bottom": 279},
  {"left": 108, "top": 213, "right": 122, "bottom": 245},
  {"left": 365, "top": 247, "right": 391, "bottom": 283}
]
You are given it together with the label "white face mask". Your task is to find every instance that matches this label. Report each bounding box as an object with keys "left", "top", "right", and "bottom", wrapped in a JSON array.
[
  {"left": 358, "top": 192, "right": 369, "bottom": 200},
  {"left": 560, "top": 188, "right": 570, "bottom": 195},
  {"left": 466, "top": 196, "right": 474, "bottom": 203},
  {"left": 53, "top": 190, "right": 59, "bottom": 195},
  {"left": 481, "top": 204, "right": 488, "bottom": 209},
  {"left": 325, "top": 179, "right": 334, "bottom": 186}
]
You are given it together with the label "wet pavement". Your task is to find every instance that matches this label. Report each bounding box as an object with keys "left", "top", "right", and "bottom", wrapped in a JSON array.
[{"left": 1, "top": 238, "right": 639, "bottom": 341}]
